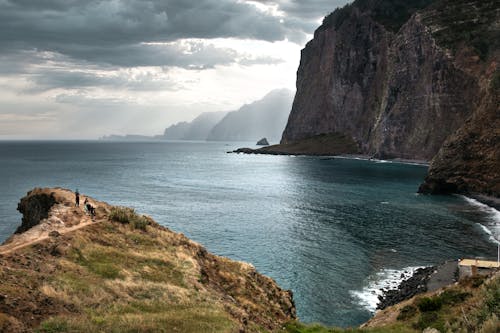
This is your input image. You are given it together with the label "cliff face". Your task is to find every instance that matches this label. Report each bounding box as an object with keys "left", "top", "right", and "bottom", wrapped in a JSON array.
[
  {"left": 282, "top": 0, "right": 497, "bottom": 162},
  {"left": 0, "top": 188, "right": 295, "bottom": 332},
  {"left": 419, "top": 85, "right": 500, "bottom": 196},
  {"left": 418, "top": 0, "right": 500, "bottom": 197}
]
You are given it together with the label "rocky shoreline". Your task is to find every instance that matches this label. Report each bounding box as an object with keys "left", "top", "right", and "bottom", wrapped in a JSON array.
[
  {"left": 231, "top": 147, "right": 430, "bottom": 166},
  {"left": 377, "top": 261, "right": 459, "bottom": 310},
  {"left": 377, "top": 266, "right": 435, "bottom": 310}
]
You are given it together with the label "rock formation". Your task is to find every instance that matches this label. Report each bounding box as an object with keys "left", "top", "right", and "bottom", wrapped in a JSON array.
[
  {"left": 256, "top": 138, "right": 269, "bottom": 146},
  {"left": 15, "top": 190, "right": 56, "bottom": 234},
  {"left": 233, "top": 133, "right": 359, "bottom": 156},
  {"left": 281, "top": 0, "right": 499, "bottom": 196}
]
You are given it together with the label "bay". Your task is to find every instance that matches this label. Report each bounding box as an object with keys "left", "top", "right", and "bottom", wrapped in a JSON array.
[{"left": 0, "top": 141, "right": 497, "bottom": 327}]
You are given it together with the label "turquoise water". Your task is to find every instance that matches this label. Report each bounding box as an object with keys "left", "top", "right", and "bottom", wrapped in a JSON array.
[{"left": 0, "top": 141, "right": 498, "bottom": 327}]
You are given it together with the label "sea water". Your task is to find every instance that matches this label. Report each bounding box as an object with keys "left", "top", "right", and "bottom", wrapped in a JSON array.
[{"left": 0, "top": 141, "right": 498, "bottom": 327}]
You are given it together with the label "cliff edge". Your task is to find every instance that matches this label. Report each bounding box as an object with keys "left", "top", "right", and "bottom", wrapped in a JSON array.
[{"left": 0, "top": 188, "right": 295, "bottom": 333}]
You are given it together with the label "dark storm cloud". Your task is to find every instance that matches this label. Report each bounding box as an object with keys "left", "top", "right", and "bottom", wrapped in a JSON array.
[
  {"left": 0, "top": 0, "right": 348, "bottom": 101},
  {"left": 0, "top": 0, "right": 352, "bottom": 64},
  {"left": 0, "top": 0, "right": 353, "bottom": 70},
  {"left": 0, "top": 0, "right": 306, "bottom": 65}
]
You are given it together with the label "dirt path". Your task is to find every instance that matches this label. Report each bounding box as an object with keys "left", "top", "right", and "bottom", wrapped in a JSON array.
[
  {"left": 0, "top": 188, "right": 109, "bottom": 255},
  {"left": 0, "top": 215, "right": 105, "bottom": 255}
]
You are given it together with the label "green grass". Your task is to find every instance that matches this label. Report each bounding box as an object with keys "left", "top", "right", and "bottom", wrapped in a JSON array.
[
  {"left": 284, "top": 321, "right": 417, "bottom": 333},
  {"left": 69, "top": 247, "right": 122, "bottom": 279},
  {"left": 36, "top": 320, "right": 69, "bottom": 333},
  {"left": 394, "top": 275, "right": 499, "bottom": 332},
  {"left": 37, "top": 305, "right": 235, "bottom": 333}
]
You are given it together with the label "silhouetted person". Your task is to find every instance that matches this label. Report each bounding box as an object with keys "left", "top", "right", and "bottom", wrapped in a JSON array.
[{"left": 75, "top": 189, "right": 80, "bottom": 207}]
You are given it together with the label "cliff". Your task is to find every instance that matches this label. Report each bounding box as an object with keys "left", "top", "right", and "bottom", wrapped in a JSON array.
[
  {"left": 207, "top": 89, "right": 294, "bottom": 143},
  {"left": 418, "top": 0, "right": 500, "bottom": 197},
  {"left": 281, "top": 0, "right": 499, "bottom": 188},
  {"left": 0, "top": 188, "right": 295, "bottom": 332}
]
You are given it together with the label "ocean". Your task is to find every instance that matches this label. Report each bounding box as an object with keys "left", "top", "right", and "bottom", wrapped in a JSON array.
[{"left": 0, "top": 141, "right": 498, "bottom": 327}]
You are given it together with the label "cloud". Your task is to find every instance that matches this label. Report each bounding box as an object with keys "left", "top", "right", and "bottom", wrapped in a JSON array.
[
  {"left": 25, "top": 68, "right": 181, "bottom": 93},
  {"left": 251, "top": 0, "right": 349, "bottom": 20},
  {"left": 0, "top": 39, "right": 285, "bottom": 95},
  {"left": 0, "top": 0, "right": 301, "bottom": 61},
  {"left": 0, "top": 0, "right": 350, "bottom": 139}
]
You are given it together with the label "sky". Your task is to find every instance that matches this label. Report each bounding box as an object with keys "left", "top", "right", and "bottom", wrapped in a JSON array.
[{"left": 0, "top": 0, "right": 350, "bottom": 139}]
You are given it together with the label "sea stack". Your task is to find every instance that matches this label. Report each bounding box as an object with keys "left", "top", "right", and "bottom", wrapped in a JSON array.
[{"left": 256, "top": 138, "right": 269, "bottom": 146}]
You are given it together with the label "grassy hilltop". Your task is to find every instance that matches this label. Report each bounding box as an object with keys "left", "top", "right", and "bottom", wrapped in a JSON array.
[{"left": 0, "top": 188, "right": 295, "bottom": 332}]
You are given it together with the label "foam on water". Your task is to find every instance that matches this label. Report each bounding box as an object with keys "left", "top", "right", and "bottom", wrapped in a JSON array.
[
  {"left": 350, "top": 266, "right": 423, "bottom": 313},
  {"left": 461, "top": 196, "right": 500, "bottom": 244}
]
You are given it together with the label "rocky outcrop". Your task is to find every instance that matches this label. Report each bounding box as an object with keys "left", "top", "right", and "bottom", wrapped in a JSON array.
[
  {"left": 256, "top": 138, "right": 269, "bottom": 146},
  {"left": 15, "top": 189, "right": 56, "bottom": 234},
  {"left": 377, "top": 266, "right": 435, "bottom": 310},
  {"left": 281, "top": 0, "right": 498, "bottom": 164},
  {"left": 233, "top": 133, "right": 359, "bottom": 156}
]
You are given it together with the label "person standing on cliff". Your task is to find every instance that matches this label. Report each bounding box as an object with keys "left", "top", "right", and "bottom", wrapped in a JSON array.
[{"left": 75, "top": 189, "right": 80, "bottom": 207}]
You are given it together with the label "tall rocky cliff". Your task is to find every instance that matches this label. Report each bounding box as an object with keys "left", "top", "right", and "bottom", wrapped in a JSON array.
[{"left": 281, "top": 0, "right": 499, "bottom": 196}]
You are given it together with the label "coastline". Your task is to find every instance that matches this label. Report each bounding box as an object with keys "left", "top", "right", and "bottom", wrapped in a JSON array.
[
  {"left": 334, "top": 154, "right": 429, "bottom": 167},
  {"left": 375, "top": 261, "right": 459, "bottom": 310},
  {"left": 232, "top": 148, "right": 430, "bottom": 167},
  {"left": 468, "top": 194, "right": 500, "bottom": 211}
]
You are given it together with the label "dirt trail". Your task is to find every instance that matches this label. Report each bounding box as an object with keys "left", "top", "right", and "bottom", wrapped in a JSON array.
[{"left": 0, "top": 188, "right": 109, "bottom": 255}]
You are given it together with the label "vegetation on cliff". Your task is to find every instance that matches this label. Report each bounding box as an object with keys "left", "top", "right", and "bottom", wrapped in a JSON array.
[
  {"left": 286, "top": 273, "right": 500, "bottom": 333},
  {"left": 0, "top": 188, "right": 295, "bottom": 333},
  {"left": 321, "top": 0, "right": 434, "bottom": 32}
]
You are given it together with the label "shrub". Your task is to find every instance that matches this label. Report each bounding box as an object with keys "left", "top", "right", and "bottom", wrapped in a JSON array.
[
  {"left": 416, "top": 297, "right": 442, "bottom": 312},
  {"left": 397, "top": 304, "right": 418, "bottom": 321},
  {"left": 479, "top": 314, "right": 499, "bottom": 333},
  {"left": 414, "top": 312, "right": 440, "bottom": 330},
  {"left": 109, "top": 207, "right": 151, "bottom": 231},
  {"left": 490, "top": 71, "right": 500, "bottom": 91},
  {"left": 439, "top": 289, "right": 471, "bottom": 305}
]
